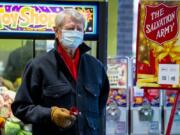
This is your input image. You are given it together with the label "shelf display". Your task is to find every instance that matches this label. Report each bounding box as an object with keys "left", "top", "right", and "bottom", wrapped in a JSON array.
[
  {"left": 107, "top": 58, "right": 128, "bottom": 89},
  {"left": 0, "top": 87, "right": 15, "bottom": 119},
  {"left": 132, "top": 88, "right": 160, "bottom": 107},
  {"left": 131, "top": 57, "right": 162, "bottom": 135},
  {"left": 106, "top": 57, "right": 129, "bottom": 135},
  {"left": 107, "top": 88, "right": 127, "bottom": 107},
  {"left": 0, "top": 86, "right": 32, "bottom": 135}
]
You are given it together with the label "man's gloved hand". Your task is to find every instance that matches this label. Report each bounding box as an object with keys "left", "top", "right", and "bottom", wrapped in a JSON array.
[{"left": 51, "top": 107, "right": 76, "bottom": 128}]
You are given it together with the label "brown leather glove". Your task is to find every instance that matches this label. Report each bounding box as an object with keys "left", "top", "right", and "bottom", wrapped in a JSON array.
[{"left": 51, "top": 107, "right": 76, "bottom": 128}]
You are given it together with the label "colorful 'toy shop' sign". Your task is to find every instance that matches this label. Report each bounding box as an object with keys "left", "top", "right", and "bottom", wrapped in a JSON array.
[
  {"left": 0, "top": 3, "right": 97, "bottom": 35},
  {"left": 136, "top": 0, "right": 180, "bottom": 89}
]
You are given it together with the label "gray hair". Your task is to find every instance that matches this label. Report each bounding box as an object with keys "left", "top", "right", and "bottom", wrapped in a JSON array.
[{"left": 55, "top": 8, "right": 85, "bottom": 29}]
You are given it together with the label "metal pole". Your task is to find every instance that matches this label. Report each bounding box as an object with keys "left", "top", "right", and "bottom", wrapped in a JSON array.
[
  {"left": 98, "top": 2, "right": 108, "bottom": 135},
  {"left": 166, "top": 90, "right": 180, "bottom": 135}
]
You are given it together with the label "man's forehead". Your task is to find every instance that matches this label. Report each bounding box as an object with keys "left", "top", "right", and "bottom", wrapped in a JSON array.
[{"left": 63, "top": 16, "right": 83, "bottom": 25}]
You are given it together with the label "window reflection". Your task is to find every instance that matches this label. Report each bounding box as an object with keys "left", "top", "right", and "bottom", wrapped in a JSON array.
[
  {"left": 0, "top": 39, "right": 97, "bottom": 91},
  {"left": 0, "top": 40, "right": 33, "bottom": 90}
]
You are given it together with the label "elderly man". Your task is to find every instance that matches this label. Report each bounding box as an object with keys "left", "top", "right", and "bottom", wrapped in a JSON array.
[{"left": 12, "top": 9, "right": 109, "bottom": 135}]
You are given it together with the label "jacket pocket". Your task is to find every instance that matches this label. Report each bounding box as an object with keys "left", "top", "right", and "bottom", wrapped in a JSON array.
[
  {"left": 43, "top": 83, "right": 71, "bottom": 98},
  {"left": 84, "top": 83, "right": 100, "bottom": 113},
  {"left": 42, "top": 83, "right": 72, "bottom": 107}
]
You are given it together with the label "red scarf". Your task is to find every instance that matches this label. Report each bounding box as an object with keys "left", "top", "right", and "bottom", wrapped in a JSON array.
[{"left": 57, "top": 42, "right": 80, "bottom": 80}]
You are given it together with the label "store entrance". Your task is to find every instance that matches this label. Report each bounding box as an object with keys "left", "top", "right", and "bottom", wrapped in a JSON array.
[{"left": 0, "top": 39, "right": 97, "bottom": 91}]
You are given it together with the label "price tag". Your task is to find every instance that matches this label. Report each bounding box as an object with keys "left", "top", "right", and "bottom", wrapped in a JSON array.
[{"left": 134, "top": 86, "right": 144, "bottom": 97}]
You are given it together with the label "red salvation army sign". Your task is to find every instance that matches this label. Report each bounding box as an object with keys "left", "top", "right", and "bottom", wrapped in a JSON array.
[{"left": 144, "top": 3, "right": 178, "bottom": 45}]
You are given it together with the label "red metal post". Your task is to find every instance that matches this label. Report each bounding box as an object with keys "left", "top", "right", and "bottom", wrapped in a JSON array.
[{"left": 166, "top": 90, "right": 180, "bottom": 135}]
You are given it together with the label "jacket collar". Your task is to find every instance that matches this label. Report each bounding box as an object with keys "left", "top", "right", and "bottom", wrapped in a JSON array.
[{"left": 54, "top": 38, "right": 91, "bottom": 55}]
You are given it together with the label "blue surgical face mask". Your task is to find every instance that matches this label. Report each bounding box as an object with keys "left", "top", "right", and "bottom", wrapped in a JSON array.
[{"left": 60, "top": 30, "right": 84, "bottom": 49}]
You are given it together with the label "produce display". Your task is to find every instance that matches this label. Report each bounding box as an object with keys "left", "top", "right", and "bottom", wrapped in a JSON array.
[
  {"left": 4, "top": 121, "right": 21, "bottom": 135},
  {"left": 0, "top": 86, "right": 32, "bottom": 135},
  {"left": 0, "top": 87, "right": 15, "bottom": 118}
]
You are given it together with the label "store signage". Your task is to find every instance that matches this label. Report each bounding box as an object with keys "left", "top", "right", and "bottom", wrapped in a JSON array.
[
  {"left": 107, "top": 57, "right": 128, "bottom": 89},
  {"left": 136, "top": 1, "right": 180, "bottom": 89},
  {"left": 144, "top": 4, "right": 178, "bottom": 45},
  {"left": 0, "top": 3, "right": 97, "bottom": 34}
]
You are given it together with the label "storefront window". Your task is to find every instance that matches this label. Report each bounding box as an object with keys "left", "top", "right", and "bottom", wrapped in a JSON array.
[
  {"left": 35, "top": 40, "right": 97, "bottom": 58},
  {"left": 0, "top": 39, "right": 33, "bottom": 90}
]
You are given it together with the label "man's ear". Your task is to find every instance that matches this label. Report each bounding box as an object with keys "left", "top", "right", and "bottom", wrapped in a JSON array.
[
  {"left": 53, "top": 26, "right": 58, "bottom": 33},
  {"left": 53, "top": 26, "right": 58, "bottom": 38}
]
